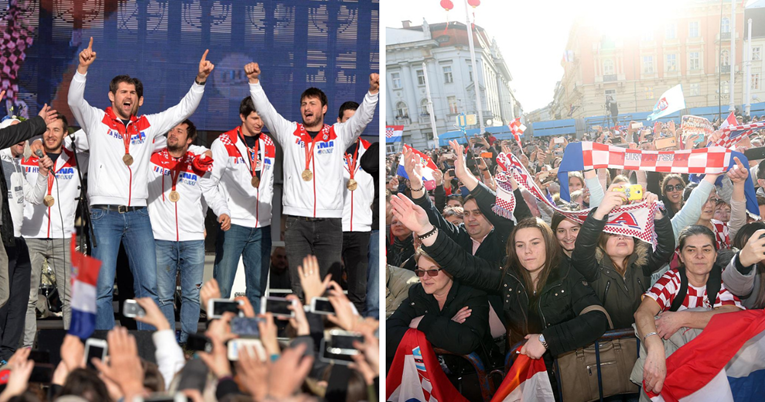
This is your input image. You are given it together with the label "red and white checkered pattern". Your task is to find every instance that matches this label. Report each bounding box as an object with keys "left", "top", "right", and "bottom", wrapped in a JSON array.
[
  {"left": 495, "top": 152, "right": 659, "bottom": 246},
  {"left": 580, "top": 142, "right": 732, "bottom": 174},
  {"left": 493, "top": 171, "right": 516, "bottom": 220},
  {"left": 509, "top": 118, "right": 525, "bottom": 152},
  {"left": 713, "top": 121, "right": 765, "bottom": 149},
  {"left": 646, "top": 269, "right": 742, "bottom": 311},
  {"left": 0, "top": 1, "right": 34, "bottom": 100},
  {"left": 711, "top": 219, "right": 730, "bottom": 250}
]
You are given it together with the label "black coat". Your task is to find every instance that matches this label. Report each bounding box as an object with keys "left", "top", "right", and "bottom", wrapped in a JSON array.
[
  {"left": 387, "top": 279, "right": 492, "bottom": 363},
  {"left": 570, "top": 210, "right": 675, "bottom": 329},
  {"left": 0, "top": 116, "right": 48, "bottom": 246},
  {"left": 422, "top": 230, "right": 608, "bottom": 357}
]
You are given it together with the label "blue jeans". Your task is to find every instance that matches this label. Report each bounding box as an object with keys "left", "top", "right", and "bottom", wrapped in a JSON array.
[
  {"left": 213, "top": 224, "right": 271, "bottom": 313},
  {"left": 365, "top": 229, "right": 379, "bottom": 318},
  {"left": 90, "top": 207, "right": 158, "bottom": 330},
  {"left": 155, "top": 240, "right": 205, "bottom": 343}
]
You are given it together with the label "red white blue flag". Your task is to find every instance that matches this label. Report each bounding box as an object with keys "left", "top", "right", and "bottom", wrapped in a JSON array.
[{"left": 68, "top": 236, "right": 102, "bottom": 340}]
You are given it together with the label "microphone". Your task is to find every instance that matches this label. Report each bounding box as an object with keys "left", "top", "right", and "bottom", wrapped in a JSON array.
[{"left": 35, "top": 150, "right": 44, "bottom": 158}]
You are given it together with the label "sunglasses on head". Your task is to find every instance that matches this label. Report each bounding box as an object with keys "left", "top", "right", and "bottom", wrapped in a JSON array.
[
  {"left": 664, "top": 184, "right": 685, "bottom": 192},
  {"left": 414, "top": 268, "right": 442, "bottom": 277}
]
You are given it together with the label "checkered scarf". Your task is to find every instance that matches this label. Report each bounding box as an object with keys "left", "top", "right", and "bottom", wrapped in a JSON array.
[
  {"left": 713, "top": 121, "right": 765, "bottom": 149},
  {"left": 0, "top": 1, "right": 34, "bottom": 100},
  {"left": 495, "top": 152, "right": 659, "bottom": 246}
]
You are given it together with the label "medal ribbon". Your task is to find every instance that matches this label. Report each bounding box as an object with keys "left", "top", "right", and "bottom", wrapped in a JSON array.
[
  {"left": 120, "top": 124, "right": 132, "bottom": 157},
  {"left": 344, "top": 143, "right": 360, "bottom": 180},
  {"left": 166, "top": 151, "right": 188, "bottom": 193},
  {"left": 237, "top": 129, "right": 260, "bottom": 180}
]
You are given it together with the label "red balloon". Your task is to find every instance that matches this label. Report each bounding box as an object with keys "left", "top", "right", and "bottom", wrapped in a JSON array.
[
  {"left": 468, "top": 0, "right": 480, "bottom": 7},
  {"left": 440, "top": 0, "right": 454, "bottom": 11}
]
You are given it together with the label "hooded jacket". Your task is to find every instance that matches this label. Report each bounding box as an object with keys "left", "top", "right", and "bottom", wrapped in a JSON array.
[{"left": 570, "top": 209, "right": 676, "bottom": 329}]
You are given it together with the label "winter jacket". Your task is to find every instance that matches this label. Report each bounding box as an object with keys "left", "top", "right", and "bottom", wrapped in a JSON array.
[
  {"left": 422, "top": 230, "right": 609, "bottom": 357},
  {"left": 387, "top": 279, "right": 492, "bottom": 362},
  {"left": 387, "top": 232, "right": 414, "bottom": 268},
  {"left": 571, "top": 209, "right": 676, "bottom": 329}
]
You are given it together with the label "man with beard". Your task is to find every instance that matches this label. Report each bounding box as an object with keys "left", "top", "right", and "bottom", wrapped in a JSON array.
[
  {"left": 268, "top": 246, "right": 290, "bottom": 290},
  {"left": 21, "top": 115, "right": 87, "bottom": 347},
  {"left": 147, "top": 119, "right": 229, "bottom": 344},
  {"left": 209, "top": 97, "right": 276, "bottom": 312},
  {"left": 245, "top": 62, "right": 379, "bottom": 300},
  {"left": 68, "top": 37, "right": 213, "bottom": 330}
]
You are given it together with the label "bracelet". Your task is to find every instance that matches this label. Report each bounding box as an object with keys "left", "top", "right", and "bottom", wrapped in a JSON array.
[
  {"left": 480, "top": 168, "right": 488, "bottom": 172},
  {"left": 643, "top": 331, "right": 658, "bottom": 342},
  {"left": 410, "top": 185, "right": 424, "bottom": 192},
  {"left": 417, "top": 227, "right": 437, "bottom": 240},
  {"left": 195, "top": 78, "right": 206, "bottom": 85}
]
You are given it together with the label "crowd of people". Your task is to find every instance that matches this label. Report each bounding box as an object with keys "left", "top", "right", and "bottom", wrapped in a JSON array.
[
  {"left": 0, "top": 37, "right": 381, "bottom": 401},
  {"left": 385, "top": 116, "right": 765, "bottom": 400}
]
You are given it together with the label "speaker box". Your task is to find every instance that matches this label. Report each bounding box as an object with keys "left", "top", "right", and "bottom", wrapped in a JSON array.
[{"left": 35, "top": 329, "right": 157, "bottom": 365}]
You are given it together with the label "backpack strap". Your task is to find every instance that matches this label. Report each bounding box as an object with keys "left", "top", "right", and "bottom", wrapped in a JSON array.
[
  {"left": 579, "top": 305, "right": 614, "bottom": 330},
  {"left": 706, "top": 264, "right": 722, "bottom": 309},
  {"left": 669, "top": 267, "right": 688, "bottom": 312}
]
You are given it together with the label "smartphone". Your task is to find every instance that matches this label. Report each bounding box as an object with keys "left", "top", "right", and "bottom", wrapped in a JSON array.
[
  {"left": 177, "top": 358, "right": 208, "bottom": 394},
  {"left": 319, "top": 330, "right": 363, "bottom": 365},
  {"left": 227, "top": 339, "right": 266, "bottom": 361},
  {"left": 144, "top": 394, "right": 188, "bottom": 402},
  {"left": 206, "top": 298, "right": 244, "bottom": 319},
  {"left": 261, "top": 296, "right": 296, "bottom": 318},
  {"left": 655, "top": 137, "right": 677, "bottom": 149},
  {"left": 231, "top": 317, "right": 264, "bottom": 337},
  {"left": 310, "top": 297, "right": 336, "bottom": 315},
  {"left": 83, "top": 338, "right": 108, "bottom": 370},
  {"left": 29, "top": 364, "right": 54, "bottom": 384},
  {"left": 631, "top": 122, "right": 643, "bottom": 130},
  {"left": 554, "top": 137, "right": 564, "bottom": 144},
  {"left": 123, "top": 299, "right": 146, "bottom": 318},
  {"left": 185, "top": 334, "right": 213, "bottom": 353},
  {"left": 614, "top": 184, "right": 644, "bottom": 201},
  {"left": 745, "top": 146, "right": 765, "bottom": 161},
  {"left": 480, "top": 151, "right": 493, "bottom": 158}
]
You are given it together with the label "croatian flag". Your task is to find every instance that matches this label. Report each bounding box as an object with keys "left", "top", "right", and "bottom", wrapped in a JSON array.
[
  {"left": 646, "top": 309, "right": 765, "bottom": 402},
  {"left": 719, "top": 111, "right": 737, "bottom": 130},
  {"left": 490, "top": 350, "right": 555, "bottom": 402},
  {"left": 68, "top": 236, "right": 102, "bottom": 340},
  {"left": 387, "top": 329, "right": 469, "bottom": 402},
  {"left": 509, "top": 118, "right": 526, "bottom": 151},
  {"left": 647, "top": 85, "right": 685, "bottom": 121},
  {"left": 397, "top": 145, "right": 439, "bottom": 191},
  {"left": 711, "top": 119, "right": 765, "bottom": 150},
  {"left": 386, "top": 125, "right": 404, "bottom": 143}
]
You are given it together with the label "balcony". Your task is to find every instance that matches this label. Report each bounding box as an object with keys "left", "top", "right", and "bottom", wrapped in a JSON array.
[
  {"left": 721, "top": 65, "right": 731, "bottom": 73},
  {"left": 603, "top": 74, "right": 618, "bottom": 82}
]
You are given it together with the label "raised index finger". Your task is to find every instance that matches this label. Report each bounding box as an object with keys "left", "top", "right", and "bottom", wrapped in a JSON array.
[
  {"left": 201, "top": 49, "right": 209, "bottom": 62},
  {"left": 87, "top": 36, "right": 93, "bottom": 50},
  {"left": 734, "top": 156, "right": 745, "bottom": 170}
]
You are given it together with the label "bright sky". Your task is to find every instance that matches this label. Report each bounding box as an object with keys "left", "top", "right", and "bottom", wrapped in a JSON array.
[{"left": 383, "top": 0, "right": 758, "bottom": 114}]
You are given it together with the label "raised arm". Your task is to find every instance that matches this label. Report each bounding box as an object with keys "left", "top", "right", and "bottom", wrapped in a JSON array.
[
  {"left": 723, "top": 229, "right": 765, "bottom": 298},
  {"left": 333, "top": 73, "right": 380, "bottom": 150},
  {"left": 246, "top": 62, "right": 299, "bottom": 146},
  {"left": 571, "top": 187, "right": 627, "bottom": 282},
  {"left": 671, "top": 174, "right": 717, "bottom": 242},
  {"left": 68, "top": 37, "right": 101, "bottom": 133},
  {"left": 727, "top": 157, "right": 748, "bottom": 239}
]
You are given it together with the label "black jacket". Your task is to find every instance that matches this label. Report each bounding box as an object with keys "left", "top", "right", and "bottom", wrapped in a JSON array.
[
  {"left": 0, "top": 116, "right": 48, "bottom": 246},
  {"left": 422, "top": 230, "right": 608, "bottom": 357},
  {"left": 387, "top": 231, "right": 414, "bottom": 268},
  {"left": 570, "top": 209, "right": 675, "bottom": 329},
  {"left": 412, "top": 182, "right": 531, "bottom": 267},
  {"left": 387, "top": 279, "right": 491, "bottom": 363},
  {"left": 359, "top": 141, "right": 379, "bottom": 229}
]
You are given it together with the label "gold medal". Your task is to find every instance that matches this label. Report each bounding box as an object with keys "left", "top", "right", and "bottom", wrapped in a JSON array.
[
  {"left": 123, "top": 153, "right": 134, "bottom": 166},
  {"left": 168, "top": 190, "right": 180, "bottom": 203},
  {"left": 347, "top": 179, "right": 358, "bottom": 191},
  {"left": 302, "top": 169, "right": 313, "bottom": 181},
  {"left": 251, "top": 176, "right": 260, "bottom": 187},
  {"left": 43, "top": 195, "right": 55, "bottom": 207}
]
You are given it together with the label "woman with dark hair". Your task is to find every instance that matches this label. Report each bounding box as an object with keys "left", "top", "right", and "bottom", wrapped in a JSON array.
[
  {"left": 722, "top": 221, "right": 765, "bottom": 309},
  {"left": 660, "top": 174, "right": 685, "bottom": 219},
  {"left": 389, "top": 194, "right": 608, "bottom": 390},
  {"left": 57, "top": 368, "right": 113, "bottom": 402},
  {"left": 571, "top": 185, "right": 675, "bottom": 329},
  {"left": 550, "top": 209, "right": 581, "bottom": 259}
]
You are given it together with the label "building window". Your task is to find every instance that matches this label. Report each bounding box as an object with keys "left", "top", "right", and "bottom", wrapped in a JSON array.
[
  {"left": 644, "top": 87, "right": 654, "bottom": 99},
  {"left": 421, "top": 99, "right": 429, "bottom": 115},
  {"left": 690, "top": 83, "right": 701, "bottom": 96},
  {"left": 467, "top": 64, "right": 473, "bottom": 82},
  {"left": 690, "top": 52, "right": 700, "bottom": 70},
  {"left": 443, "top": 66, "right": 453, "bottom": 84},
  {"left": 689, "top": 21, "right": 700, "bottom": 38},
  {"left": 447, "top": 96, "right": 459, "bottom": 114},
  {"left": 396, "top": 102, "right": 409, "bottom": 119},
  {"left": 753, "top": 73, "right": 760, "bottom": 90},
  {"left": 754, "top": 47, "right": 761, "bottom": 61},
  {"left": 721, "top": 50, "right": 730, "bottom": 66},
  {"left": 605, "top": 89, "right": 616, "bottom": 100},
  {"left": 666, "top": 54, "right": 677, "bottom": 72},
  {"left": 722, "top": 18, "right": 730, "bottom": 34},
  {"left": 666, "top": 24, "right": 676, "bottom": 39},
  {"left": 603, "top": 59, "right": 615, "bottom": 75},
  {"left": 643, "top": 56, "right": 654, "bottom": 73},
  {"left": 722, "top": 81, "right": 730, "bottom": 94},
  {"left": 641, "top": 31, "right": 653, "bottom": 41},
  {"left": 416, "top": 70, "right": 425, "bottom": 86},
  {"left": 391, "top": 72, "right": 401, "bottom": 89}
]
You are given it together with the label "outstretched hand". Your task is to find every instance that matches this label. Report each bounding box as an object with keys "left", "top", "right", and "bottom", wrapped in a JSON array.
[
  {"left": 38, "top": 104, "right": 58, "bottom": 126},
  {"left": 78, "top": 37, "right": 97, "bottom": 74},
  {"left": 197, "top": 50, "right": 214, "bottom": 83},
  {"left": 389, "top": 193, "right": 431, "bottom": 235},
  {"left": 728, "top": 156, "right": 749, "bottom": 184}
]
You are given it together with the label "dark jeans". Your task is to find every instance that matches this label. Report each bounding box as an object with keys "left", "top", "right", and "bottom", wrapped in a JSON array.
[
  {"left": 285, "top": 216, "right": 343, "bottom": 300},
  {"left": 342, "top": 231, "right": 369, "bottom": 313},
  {"left": 0, "top": 238, "right": 31, "bottom": 361},
  {"left": 365, "top": 229, "right": 379, "bottom": 318}
]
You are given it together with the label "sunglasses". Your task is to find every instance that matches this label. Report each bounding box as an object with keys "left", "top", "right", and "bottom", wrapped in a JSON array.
[
  {"left": 706, "top": 197, "right": 722, "bottom": 204},
  {"left": 664, "top": 184, "right": 685, "bottom": 193},
  {"left": 414, "top": 268, "right": 442, "bottom": 277}
]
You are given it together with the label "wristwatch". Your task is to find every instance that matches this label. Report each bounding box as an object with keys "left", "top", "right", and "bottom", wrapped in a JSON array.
[{"left": 538, "top": 334, "right": 548, "bottom": 350}]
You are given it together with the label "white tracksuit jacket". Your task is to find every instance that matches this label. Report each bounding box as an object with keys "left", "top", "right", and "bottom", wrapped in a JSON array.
[
  {"left": 209, "top": 128, "right": 276, "bottom": 228},
  {"left": 1, "top": 149, "right": 46, "bottom": 237},
  {"left": 249, "top": 82, "right": 378, "bottom": 218},
  {"left": 68, "top": 71, "right": 204, "bottom": 207},
  {"left": 342, "top": 139, "right": 374, "bottom": 232}
]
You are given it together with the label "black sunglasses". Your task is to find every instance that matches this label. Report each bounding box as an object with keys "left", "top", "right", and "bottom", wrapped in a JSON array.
[
  {"left": 414, "top": 268, "right": 442, "bottom": 277},
  {"left": 664, "top": 184, "right": 685, "bottom": 193}
]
